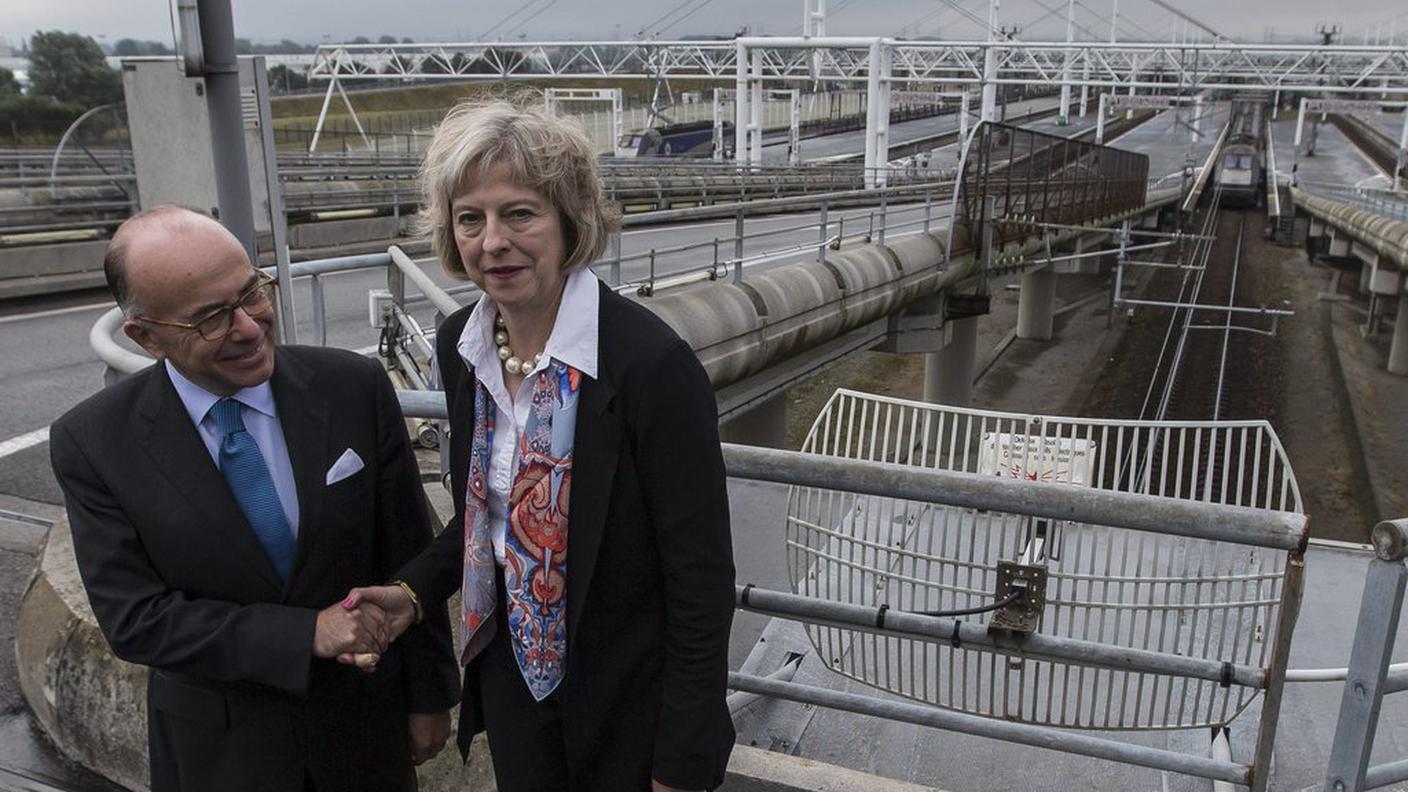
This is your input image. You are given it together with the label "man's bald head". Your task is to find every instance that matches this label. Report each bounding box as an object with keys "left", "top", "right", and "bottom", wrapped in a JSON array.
[{"left": 104, "top": 206, "right": 243, "bottom": 315}]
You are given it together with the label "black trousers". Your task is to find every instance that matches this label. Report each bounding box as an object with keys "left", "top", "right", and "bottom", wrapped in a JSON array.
[{"left": 477, "top": 570, "right": 654, "bottom": 792}]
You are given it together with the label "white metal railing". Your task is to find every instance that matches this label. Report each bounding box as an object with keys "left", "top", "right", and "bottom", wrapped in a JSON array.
[{"left": 787, "top": 388, "right": 1303, "bottom": 732}]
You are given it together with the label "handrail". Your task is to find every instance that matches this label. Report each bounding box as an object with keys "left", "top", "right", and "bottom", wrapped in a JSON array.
[{"left": 387, "top": 245, "right": 462, "bottom": 318}]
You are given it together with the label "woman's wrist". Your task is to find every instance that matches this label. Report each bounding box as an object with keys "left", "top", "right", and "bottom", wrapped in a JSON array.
[{"left": 393, "top": 580, "right": 425, "bottom": 624}]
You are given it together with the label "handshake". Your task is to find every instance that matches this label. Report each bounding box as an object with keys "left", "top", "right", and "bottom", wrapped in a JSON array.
[{"left": 312, "top": 585, "right": 417, "bottom": 671}]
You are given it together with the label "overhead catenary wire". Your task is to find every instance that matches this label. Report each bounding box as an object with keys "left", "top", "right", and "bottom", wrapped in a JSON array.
[
  {"left": 478, "top": 0, "right": 551, "bottom": 41},
  {"left": 638, "top": 0, "right": 711, "bottom": 38},
  {"left": 500, "top": 0, "right": 563, "bottom": 39},
  {"left": 654, "top": 0, "right": 719, "bottom": 37},
  {"left": 1141, "top": 0, "right": 1227, "bottom": 42}
]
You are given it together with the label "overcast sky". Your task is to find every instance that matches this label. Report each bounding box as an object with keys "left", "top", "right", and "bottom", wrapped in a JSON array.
[{"left": 3, "top": 0, "right": 1405, "bottom": 50}]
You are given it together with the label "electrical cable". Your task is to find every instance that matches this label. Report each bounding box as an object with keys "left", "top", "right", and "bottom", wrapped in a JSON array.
[
  {"left": 916, "top": 588, "right": 1024, "bottom": 617},
  {"left": 501, "top": 0, "right": 562, "bottom": 39}
]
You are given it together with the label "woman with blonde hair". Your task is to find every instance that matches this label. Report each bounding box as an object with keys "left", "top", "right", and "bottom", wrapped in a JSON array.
[{"left": 343, "top": 99, "right": 736, "bottom": 791}]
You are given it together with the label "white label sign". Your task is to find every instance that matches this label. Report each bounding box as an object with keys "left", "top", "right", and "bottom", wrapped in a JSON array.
[
  {"left": 1304, "top": 99, "right": 1381, "bottom": 114},
  {"left": 1108, "top": 95, "right": 1182, "bottom": 110},
  {"left": 978, "top": 433, "right": 1096, "bottom": 486}
]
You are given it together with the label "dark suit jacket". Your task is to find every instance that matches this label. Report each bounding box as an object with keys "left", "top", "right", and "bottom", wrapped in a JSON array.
[
  {"left": 50, "top": 346, "right": 461, "bottom": 792},
  {"left": 398, "top": 281, "right": 737, "bottom": 789}
]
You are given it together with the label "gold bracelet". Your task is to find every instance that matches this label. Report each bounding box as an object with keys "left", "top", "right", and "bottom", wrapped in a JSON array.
[{"left": 394, "top": 580, "right": 424, "bottom": 625}]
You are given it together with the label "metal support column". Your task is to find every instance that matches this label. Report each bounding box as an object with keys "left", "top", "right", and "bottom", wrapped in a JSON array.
[
  {"left": 713, "top": 87, "right": 725, "bottom": 161},
  {"left": 1079, "top": 57, "right": 1090, "bottom": 117},
  {"left": 924, "top": 315, "right": 978, "bottom": 407},
  {"left": 1058, "top": 0, "right": 1075, "bottom": 125},
  {"left": 1096, "top": 94, "right": 1107, "bottom": 144},
  {"left": 960, "top": 90, "right": 971, "bottom": 142},
  {"left": 1389, "top": 291, "right": 1408, "bottom": 376},
  {"left": 750, "top": 49, "right": 765, "bottom": 166},
  {"left": 734, "top": 41, "right": 748, "bottom": 166},
  {"left": 1323, "top": 520, "right": 1408, "bottom": 791},
  {"left": 197, "top": 0, "right": 256, "bottom": 262},
  {"left": 864, "top": 40, "right": 886, "bottom": 188},
  {"left": 251, "top": 57, "right": 296, "bottom": 343},
  {"left": 1396, "top": 110, "right": 1408, "bottom": 192},
  {"left": 980, "top": 44, "right": 999, "bottom": 123},
  {"left": 1017, "top": 265, "right": 1056, "bottom": 340}
]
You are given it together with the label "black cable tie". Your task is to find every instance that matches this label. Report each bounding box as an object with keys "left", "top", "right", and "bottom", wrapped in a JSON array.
[
  {"left": 876, "top": 603, "right": 889, "bottom": 630},
  {"left": 740, "top": 584, "right": 755, "bottom": 607},
  {"left": 1220, "top": 662, "right": 1234, "bottom": 689},
  {"left": 951, "top": 619, "right": 962, "bottom": 649}
]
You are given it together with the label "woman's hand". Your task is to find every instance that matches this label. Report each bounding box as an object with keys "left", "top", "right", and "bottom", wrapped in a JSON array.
[{"left": 334, "top": 585, "right": 416, "bottom": 671}]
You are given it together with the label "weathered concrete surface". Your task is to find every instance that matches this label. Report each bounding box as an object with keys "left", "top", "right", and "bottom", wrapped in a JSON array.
[
  {"left": 0, "top": 241, "right": 108, "bottom": 300},
  {"left": 287, "top": 216, "right": 404, "bottom": 250},
  {"left": 16, "top": 516, "right": 148, "bottom": 791},
  {"left": 723, "top": 745, "right": 948, "bottom": 791}
]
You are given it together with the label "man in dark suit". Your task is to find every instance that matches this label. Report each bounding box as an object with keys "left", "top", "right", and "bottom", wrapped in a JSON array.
[{"left": 50, "top": 206, "right": 460, "bottom": 792}]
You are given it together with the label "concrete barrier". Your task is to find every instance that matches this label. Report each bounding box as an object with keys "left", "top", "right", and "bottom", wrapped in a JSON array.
[
  {"left": 0, "top": 240, "right": 109, "bottom": 300},
  {"left": 18, "top": 517, "right": 941, "bottom": 792}
]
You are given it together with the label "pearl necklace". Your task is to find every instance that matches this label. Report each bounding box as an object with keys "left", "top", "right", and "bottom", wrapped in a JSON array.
[{"left": 493, "top": 314, "right": 544, "bottom": 376}]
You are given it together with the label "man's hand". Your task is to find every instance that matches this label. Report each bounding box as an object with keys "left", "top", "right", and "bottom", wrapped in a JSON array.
[
  {"left": 313, "top": 601, "right": 388, "bottom": 659},
  {"left": 407, "top": 711, "right": 452, "bottom": 766},
  {"left": 334, "top": 585, "right": 416, "bottom": 671},
  {"left": 651, "top": 781, "right": 703, "bottom": 792}
]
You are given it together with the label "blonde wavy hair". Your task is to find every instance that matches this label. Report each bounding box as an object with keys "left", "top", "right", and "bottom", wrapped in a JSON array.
[{"left": 416, "top": 98, "right": 618, "bottom": 280}]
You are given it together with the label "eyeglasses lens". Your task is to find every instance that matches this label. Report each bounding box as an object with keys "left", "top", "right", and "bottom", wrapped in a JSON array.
[{"left": 194, "top": 282, "right": 274, "bottom": 341}]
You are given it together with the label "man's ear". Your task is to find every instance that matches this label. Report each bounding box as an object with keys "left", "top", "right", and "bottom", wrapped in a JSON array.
[{"left": 122, "top": 319, "right": 165, "bottom": 360}]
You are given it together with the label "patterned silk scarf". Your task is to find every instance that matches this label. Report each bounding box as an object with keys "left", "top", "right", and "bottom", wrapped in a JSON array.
[{"left": 461, "top": 359, "right": 579, "bottom": 702}]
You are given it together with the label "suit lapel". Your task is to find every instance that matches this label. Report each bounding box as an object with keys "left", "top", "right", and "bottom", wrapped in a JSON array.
[
  {"left": 566, "top": 366, "right": 619, "bottom": 650},
  {"left": 137, "top": 364, "right": 285, "bottom": 592},
  {"left": 269, "top": 349, "right": 330, "bottom": 592}
]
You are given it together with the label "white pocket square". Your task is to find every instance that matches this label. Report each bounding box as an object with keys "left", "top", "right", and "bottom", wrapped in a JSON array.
[{"left": 325, "top": 448, "right": 365, "bottom": 485}]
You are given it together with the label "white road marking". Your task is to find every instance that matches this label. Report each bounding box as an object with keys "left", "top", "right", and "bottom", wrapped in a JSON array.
[
  {"left": 0, "top": 427, "right": 50, "bottom": 459},
  {"left": 0, "top": 301, "right": 112, "bottom": 325}
]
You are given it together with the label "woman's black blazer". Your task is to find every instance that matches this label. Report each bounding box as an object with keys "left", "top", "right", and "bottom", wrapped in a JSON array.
[{"left": 397, "top": 279, "right": 737, "bottom": 789}]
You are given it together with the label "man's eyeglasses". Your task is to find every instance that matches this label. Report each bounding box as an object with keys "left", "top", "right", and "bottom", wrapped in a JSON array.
[{"left": 136, "top": 271, "right": 277, "bottom": 341}]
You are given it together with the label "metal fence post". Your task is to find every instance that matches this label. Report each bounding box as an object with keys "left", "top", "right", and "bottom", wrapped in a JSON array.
[
  {"left": 609, "top": 230, "right": 622, "bottom": 286},
  {"left": 818, "top": 200, "right": 829, "bottom": 264},
  {"left": 734, "top": 206, "right": 746, "bottom": 265},
  {"left": 879, "top": 188, "right": 888, "bottom": 246},
  {"left": 1324, "top": 519, "right": 1408, "bottom": 792},
  {"left": 924, "top": 186, "right": 932, "bottom": 233},
  {"left": 310, "top": 274, "right": 327, "bottom": 346}
]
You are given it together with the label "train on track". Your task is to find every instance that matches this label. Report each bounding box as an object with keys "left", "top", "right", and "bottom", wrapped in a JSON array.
[
  {"left": 617, "top": 120, "right": 736, "bottom": 159},
  {"left": 1213, "top": 95, "right": 1269, "bottom": 207}
]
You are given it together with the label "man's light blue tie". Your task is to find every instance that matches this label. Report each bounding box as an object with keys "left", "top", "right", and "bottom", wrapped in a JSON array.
[{"left": 209, "top": 398, "right": 296, "bottom": 580}]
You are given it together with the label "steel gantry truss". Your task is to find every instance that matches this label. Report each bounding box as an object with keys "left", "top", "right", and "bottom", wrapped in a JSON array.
[
  {"left": 308, "top": 38, "right": 1408, "bottom": 176},
  {"left": 310, "top": 38, "right": 1408, "bottom": 94}
]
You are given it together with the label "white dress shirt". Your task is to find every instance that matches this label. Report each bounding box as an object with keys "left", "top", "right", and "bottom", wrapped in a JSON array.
[
  {"left": 165, "top": 360, "right": 300, "bottom": 536},
  {"left": 456, "top": 267, "right": 600, "bottom": 565}
]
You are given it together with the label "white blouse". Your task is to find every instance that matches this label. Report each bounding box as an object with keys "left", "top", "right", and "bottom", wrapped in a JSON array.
[{"left": 454, "top": 268, "right": 600, "bottom": 564}]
